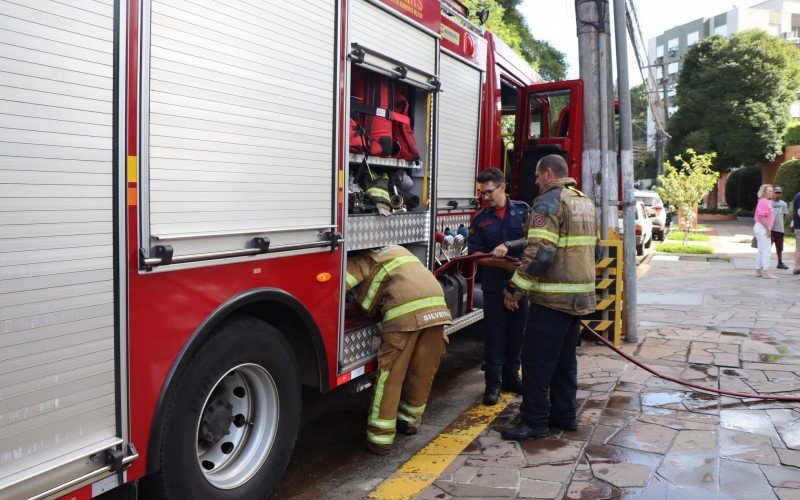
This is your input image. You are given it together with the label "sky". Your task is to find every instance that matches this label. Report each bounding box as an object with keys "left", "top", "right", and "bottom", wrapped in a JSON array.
[{"left": 519, "top": 0, "right": 760, "bottom": 86}]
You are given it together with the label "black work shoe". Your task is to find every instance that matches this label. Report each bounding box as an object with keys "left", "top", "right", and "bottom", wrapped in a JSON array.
[
  {"left": 778, "top": 262, "right": 789, "bottom": 270},
  {"left": 549, "top": 419, "right": 578, "bottom": 431},
  {"left": 501, "top": 378, "right": 524, "bottom": 394},
  {"left": 396, "top": 420, "right": 418, "bottom": 435},
  {"left": 500, "top": 422, "right": 549, "bottom": 441},
  {"left": 483, "top": 386, "right": 501, "bottom": 405},
  {"left": 365, "top": 441, "right": 391, "bottom": 455}
]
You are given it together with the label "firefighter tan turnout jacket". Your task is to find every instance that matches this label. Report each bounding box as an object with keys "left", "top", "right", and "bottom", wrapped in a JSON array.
[
  {"left": 346, "top": 245, "right": 452, "bottom": 333},
  {"left": 504, "top": 177, "right": 598, "bottom": 316}
]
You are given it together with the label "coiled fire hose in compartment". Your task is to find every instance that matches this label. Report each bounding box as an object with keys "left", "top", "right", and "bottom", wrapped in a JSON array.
[{"left": 435, "top": 253, "right": 800, "bottom": 403}]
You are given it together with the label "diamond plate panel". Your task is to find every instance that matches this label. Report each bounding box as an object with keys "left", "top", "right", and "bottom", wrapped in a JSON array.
[
  {"left": 444, "top": 308, "right": 483, "bottom": 335},
  {"left": 347, "top": 212, "right": 430, "bottom": 250},
  {"left": 341, "top": 324, "right": 381, "bottom": 366},
  {"left": 436, "top": 213, "right": 473, "bottom": 232}
]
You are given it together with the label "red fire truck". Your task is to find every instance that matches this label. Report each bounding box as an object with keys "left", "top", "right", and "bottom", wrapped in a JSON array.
[{"left": 0, "top": 1, "right": 583, "bottom": 498}]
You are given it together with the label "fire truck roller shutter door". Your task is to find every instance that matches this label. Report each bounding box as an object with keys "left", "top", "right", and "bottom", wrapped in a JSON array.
[
  {"left": 0, "top": 0, "right": 123, "bottom": 497},
  {"left": 349, "top": 0, "right": 437, "bottom": 85},
  {"left": 151, "top": 317, "right": 301, "bottom": 499},
  {"left": 437, "top": 53, "right": 482, "bottom": 207}
]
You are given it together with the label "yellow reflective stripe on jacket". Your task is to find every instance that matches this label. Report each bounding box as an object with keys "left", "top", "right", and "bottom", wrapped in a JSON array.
[
  {"left": 531, "top": 282, "right": 595, "bottom": 293},
  {"left": 365, "top": 187, "right": 390, "bottom": 202},
  {"left": 345, "top": 272, "right": 359, "bottom": 289},
  {"left": 370, "top": 369, "right": 390, "bottom": 422},
  {"left": 527, "top": 228, "right": 559, "bottom": 244},
  {"left": 397, "top": 412, "right": 421, "bottom": 425},
  {"left": 556, "top": 236, "right": 597, "bottom": 248},
  {"left": 399, "top": 400, "right": 426, "bottom": 417},
  {"left": 361, "top": 256, "right": 419, "bottom": 310},
  {"left": 383, "top": 296, "right": 447, "bottom": 322},
  {"left": 510, "top": 271, "right": 536, "bottom": 291},
  {"left": 368, "top": 416, "right": 397, "bottom": 429},
  {"left": 367, "top": 430, "right": 395, "bottom": 445}
]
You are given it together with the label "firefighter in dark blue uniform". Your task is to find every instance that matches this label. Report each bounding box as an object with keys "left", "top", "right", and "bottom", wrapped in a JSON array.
[{"left": 468, "top": 168, "right": 531, "bottom": 405}]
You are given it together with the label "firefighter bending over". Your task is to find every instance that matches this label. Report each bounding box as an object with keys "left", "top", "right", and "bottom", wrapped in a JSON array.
[
  {"left": 501, "top": 154, "right": 599, "bottom": 441},
  {"left": 346, "top": 245, "right": 452, "bottom": 455}
]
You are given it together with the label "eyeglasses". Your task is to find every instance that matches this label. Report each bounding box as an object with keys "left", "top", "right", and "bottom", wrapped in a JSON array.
[{"left": 479, "top": 186, "right": 499, "bottom": 198}]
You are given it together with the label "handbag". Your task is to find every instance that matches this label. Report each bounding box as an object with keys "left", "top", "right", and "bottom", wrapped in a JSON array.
[{"left": 751, "top": 236, "right": 758, "bottom": 248}]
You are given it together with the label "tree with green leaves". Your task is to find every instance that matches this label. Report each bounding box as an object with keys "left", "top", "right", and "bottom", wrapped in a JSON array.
[
  {"left": 461, "top": 0, "right": 567, "bottom": 81},
  {"left": 655, "top": 149, "right": 719, "bottom": 240},
  {"left": 629, "top": 83, "right": 650, "bottom": 177},
  {"left": 667, "top": 30, "right": 800, "bottom": 208}
]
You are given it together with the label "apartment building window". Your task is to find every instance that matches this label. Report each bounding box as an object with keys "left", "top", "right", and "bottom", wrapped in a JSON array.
[
  {"left": 656, "top": 66, "right": 663, "bottom": 79},
  {"left": 667, "top": 37, "right": 679, "bottom": 52},
  {"left": 657, "top": 45, "right": 664, "bottom": 58},
  {"left": 668, "top": 62, "right": 679, "bottom": 75},
  {"left": 687, "top": 31, "right": 699, "bottom": 46},
  {"left": 714, "top": 24, "right": 727, "bottom": 37}
]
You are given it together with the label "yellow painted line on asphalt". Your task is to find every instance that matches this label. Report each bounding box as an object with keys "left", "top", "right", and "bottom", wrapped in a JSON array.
[{"left": 366, "top": 392, "right": 515, "bottom": 500}]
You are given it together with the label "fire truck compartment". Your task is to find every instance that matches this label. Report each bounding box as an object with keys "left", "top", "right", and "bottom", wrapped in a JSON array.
[{"left": 0, "top": 0, "right": 130, "bottom": 497}]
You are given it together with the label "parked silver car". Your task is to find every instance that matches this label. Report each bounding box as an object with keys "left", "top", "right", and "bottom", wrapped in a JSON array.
[
  {"left": 618, "top": 200, "right": 653, "bottom": 256},
  {"left": 635, "top": 189, "right": 669, "bottom": 240}
]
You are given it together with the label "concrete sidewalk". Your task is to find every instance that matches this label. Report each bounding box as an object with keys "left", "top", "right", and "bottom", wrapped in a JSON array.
[{"left": 417, "top": 219, "right": 800, "bottom": 499}]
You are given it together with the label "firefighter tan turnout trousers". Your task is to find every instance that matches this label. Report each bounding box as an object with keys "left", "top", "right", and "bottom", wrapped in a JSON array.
[{"left": 367, "top": 325, "right": 446, "bottom": 450}]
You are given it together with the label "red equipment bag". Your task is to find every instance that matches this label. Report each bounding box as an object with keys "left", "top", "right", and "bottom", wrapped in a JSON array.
[
  {"left": 350, "top": 67, "right": 400, "bottom": 157},
  {"left": 392, "top": 91, "right": 420, "bottom": 163}
]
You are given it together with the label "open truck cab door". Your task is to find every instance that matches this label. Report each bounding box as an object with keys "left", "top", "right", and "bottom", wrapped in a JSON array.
[{"left": 510, "top": 79, "right": 584, "bottom": 203}]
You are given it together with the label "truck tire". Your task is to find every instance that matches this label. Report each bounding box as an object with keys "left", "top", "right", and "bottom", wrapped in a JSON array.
[{"left": 154, "top": 317, "right": 301, "bottom": 499}]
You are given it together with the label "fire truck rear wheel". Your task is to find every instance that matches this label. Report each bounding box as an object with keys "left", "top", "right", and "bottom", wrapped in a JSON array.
[{"left": 156, "top": 317, "right": 301, "bottom": 499}]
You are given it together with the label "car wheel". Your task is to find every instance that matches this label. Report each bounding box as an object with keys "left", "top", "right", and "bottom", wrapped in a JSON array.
[{"left": 152, "top": 317, "right": 301, "bottom": 499}]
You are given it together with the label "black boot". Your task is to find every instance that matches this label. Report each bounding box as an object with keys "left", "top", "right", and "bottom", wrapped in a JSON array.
[
  {"left": 482, "top": 386, "right": 500, "bottom": 405},
  {"left": 501, "top": 421, "right": 549, "bottom": 441},
  {"left": 501, "top": 378, "right": 524, "bottom": 395},
  {"left": 778, "top": 261, "right": 789, "bottom": 270}
]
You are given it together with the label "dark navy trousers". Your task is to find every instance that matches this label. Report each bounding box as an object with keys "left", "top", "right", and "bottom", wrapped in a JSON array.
[
  {"left": 482, "top": 291, "right": 528, "bottom": 388},
  {"left": 520, "top": 304, "right": 581, "bottom": 426}
]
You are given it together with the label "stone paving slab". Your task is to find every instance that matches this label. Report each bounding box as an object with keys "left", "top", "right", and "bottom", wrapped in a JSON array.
[{"left": 419, "top": 220, "right": 800, "bottom": 499}]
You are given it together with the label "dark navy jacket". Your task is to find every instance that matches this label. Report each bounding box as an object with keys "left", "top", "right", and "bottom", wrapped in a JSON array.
[{"left": 468, "top": 198, "right": 531, "bottom": 293}]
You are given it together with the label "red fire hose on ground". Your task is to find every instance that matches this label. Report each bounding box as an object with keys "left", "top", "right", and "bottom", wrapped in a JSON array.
[{"left": 435, "top": 253, "right": 800, "bottom": 403}]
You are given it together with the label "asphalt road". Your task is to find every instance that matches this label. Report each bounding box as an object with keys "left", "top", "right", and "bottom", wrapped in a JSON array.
[{"left": 271, "top": 324, "right": 486, "bottom": 499}]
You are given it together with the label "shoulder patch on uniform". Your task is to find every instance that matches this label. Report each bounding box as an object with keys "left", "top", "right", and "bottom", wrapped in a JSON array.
[
  {"left": 532, "top": 188, "right": 562, "bottom": 215},
  {"left": 532, "top": 214, "right": 547, "bottom": 227}
]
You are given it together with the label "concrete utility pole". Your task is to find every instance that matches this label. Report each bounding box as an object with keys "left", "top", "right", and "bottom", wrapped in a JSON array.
[
  {"left": 576, "top": 0, "right": 601, "bottom": 206},
  {"left": 613, "top": 0, "right": 637, "bottom": 342},
  {"left": 577, "top": 0, "right": 616, "bottom": 235}
]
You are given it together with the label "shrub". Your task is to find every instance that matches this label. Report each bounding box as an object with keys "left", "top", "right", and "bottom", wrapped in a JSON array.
[
  {"left": 725, "top": 168, "right": 741, "bottom": 208},
  {"left": 735, "top": 208, "right": 755, "bottom": 217},
  {"left": 784, "top": 120, "right": 800, "bottom": 147},
  {"left": 773, "top": 158, "right": 800, "bottom": 217},
  {"left": 737, "top": 166, "right": 762, "bottom": 211},
  {"left": 665, "top": 231, "right": 711, "bottom": 242},
  {"left": 656, "top": 243, "right": 713, "bottom": 254}
]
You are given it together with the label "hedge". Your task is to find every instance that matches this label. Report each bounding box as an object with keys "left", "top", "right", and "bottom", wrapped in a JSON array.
[
  {"left": 739, "top": 166, "right": 762, "bottom": 211},
  {"left": 773, "top": 158, "right": 800, "bottom": 216},
  {"left": 725, "top": 169, "right": 740, "bottom": 209},
  {"left": 656, "top": 243, "right": 714, "bottom": 254}
]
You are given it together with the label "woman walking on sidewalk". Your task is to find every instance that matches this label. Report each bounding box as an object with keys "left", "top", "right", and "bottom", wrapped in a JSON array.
[{"left": 754, "top": 184, "right": 777, "bottom": 279}]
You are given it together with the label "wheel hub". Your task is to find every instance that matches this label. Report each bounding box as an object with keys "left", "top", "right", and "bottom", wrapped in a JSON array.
[{"left": 200, "top": 397, "right": 233, "bottom": 444}]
